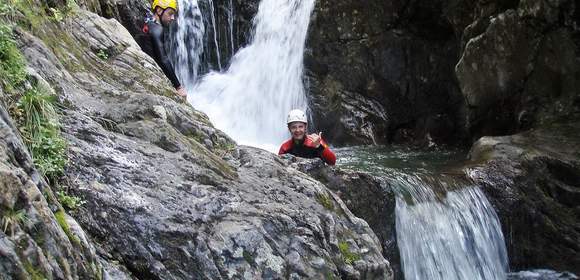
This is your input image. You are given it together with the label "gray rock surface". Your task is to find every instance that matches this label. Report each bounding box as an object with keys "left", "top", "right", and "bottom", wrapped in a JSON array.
[
  {"left": 455, "top": 0, "right": 580, "bottom": 139},
  {"left": 0, "top": 88, "right": 102, "bottom": 279},
  {"left": 293, "top": 158, "right": 401, "bottom": 279},
  {"left": 466, "top": 122, "right": 580, "bottom": 274}
]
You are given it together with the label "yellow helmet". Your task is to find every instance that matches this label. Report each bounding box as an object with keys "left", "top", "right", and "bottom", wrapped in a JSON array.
[{"left": 152, "top": 0, "right": 177, "bottom": 12}]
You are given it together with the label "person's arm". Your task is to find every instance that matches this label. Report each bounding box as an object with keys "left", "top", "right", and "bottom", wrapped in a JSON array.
[
  {"left": 149, "top": 24, "right": 181, "bottom": 89},
  {"left": 316, "top": 141, "right": 336, "bottom": 165}
]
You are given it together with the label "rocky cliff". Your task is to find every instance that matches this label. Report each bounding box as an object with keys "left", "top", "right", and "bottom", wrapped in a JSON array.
[
  {"left": 467, "top": 123, "right": 580, "bottom": 274},
  {"left": 306, "top": 0, "right": 580, "bottom": 146}
]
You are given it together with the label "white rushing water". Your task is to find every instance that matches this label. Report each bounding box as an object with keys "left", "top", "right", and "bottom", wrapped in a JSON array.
[
  {"left": 187, "top": 0, "right": 315, "bottom": 152},
  {"left": 170, "top": 0, "right": 205, "bottom": 88},
  {"left": 393, "top": 175, "right": 508, "bottom": 280},
  {"left": 227, "top": 0, "right": 235, "bottom": 57},
  {"left": 206, "top": 0, "right": 222, "bottom": 70}
]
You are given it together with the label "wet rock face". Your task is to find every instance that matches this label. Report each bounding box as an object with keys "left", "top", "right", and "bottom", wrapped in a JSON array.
[
  {"left": 292, "top": 159, "right": 401, "bottom": 279},
  {"left": 0, "top": 93, "right": 100, "bottom": 279},
  {"left": 8, "top": 4, "right": 393, "bottom": 279},
  {"left": 455, "top": 0, "right": 580, "bottom": 139},
  {"left": 305, "top": 0, "right": 466, "bottom": 146},
  {"left": 466, "top": 123, "right": 580, "bottom": 274}
]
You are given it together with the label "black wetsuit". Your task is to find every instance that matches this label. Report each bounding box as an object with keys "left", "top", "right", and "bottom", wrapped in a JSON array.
[{"left": 148, "top": 22, "right": 181, "bottom": 89}]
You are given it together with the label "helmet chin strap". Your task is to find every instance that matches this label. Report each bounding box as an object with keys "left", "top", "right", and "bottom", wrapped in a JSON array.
[{"left": 157, "top": 8, "right": 167, "bottom": 18}]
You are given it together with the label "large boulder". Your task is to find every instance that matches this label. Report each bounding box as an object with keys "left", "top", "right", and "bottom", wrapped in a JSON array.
[
  {"left": 305, "top": 0, "right": 466, "bottom": 146},
  {"left": 455, "top": 0, "right": 580, "bottom": 140},
  {"left": 8, "top": 3, "right": 393, "bottom": 279},
  {"left": 466, "top": 122, "right": 580, "bottom": 274},
  {"left": 294, "top": 160, "right": 401, "bottom": 278}
]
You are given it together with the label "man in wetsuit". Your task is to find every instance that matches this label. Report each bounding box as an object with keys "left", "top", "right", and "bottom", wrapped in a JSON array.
[
  {"left": 279, "top": 109, "right": 336, "bottom": 165},
  {"left": 147, "top": 0, "right": 186, "bottom": 98}
]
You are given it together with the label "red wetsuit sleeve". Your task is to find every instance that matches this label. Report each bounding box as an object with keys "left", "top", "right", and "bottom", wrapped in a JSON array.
[
  {"left": 278, "top": 140, "right": 292, "bottom": 155},
  {"left": 319, "top": 139, "right": 336, "bottom": 165}
]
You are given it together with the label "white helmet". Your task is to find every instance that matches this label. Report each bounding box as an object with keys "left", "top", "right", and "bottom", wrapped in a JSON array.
[{"left": 287, "top": 109, "right": 308, "bottom": 124}]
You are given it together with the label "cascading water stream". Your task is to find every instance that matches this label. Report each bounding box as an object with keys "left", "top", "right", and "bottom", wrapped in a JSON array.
[
  {"left": 170, "top": 0, "right": 204, "bottom": 88},
  {"left": 207, "top": 0, "right": 222, "bottom": 70},
  {"left": 227, "top": 0, "right": 235, "bottom": 57},
  {"left": 391, "top": 174, "right": 508, "bottom": 280},
  {"left": 186, "top": 0, "right": 315, "bottom": 152}
]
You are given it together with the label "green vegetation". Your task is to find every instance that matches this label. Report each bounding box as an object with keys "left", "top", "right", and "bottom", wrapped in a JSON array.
[
  {"left": 96, "top": 49, "right": 109, "bottom": 60},
  {"left": 48, "top": 7, "right": 64, "bottom": 22},
  {"left": 54, "top": 209, "right": 80, "bottom": 245},
  {"left": 57, "top": 190, "right": 85, "bottom": 211},
  {"left": 23, "top": 260, "right": 47, "bottom": 280},
  {"left": 1, "top": 22, "right": 68, "bottom": 185},
  {"left": 0, "top": 23, "right": 26, "bottom": 95},
  {"left": 338, "top": 241, "right": 360, "bottom": 265},
  {"left": 215, "top": 141, "right": 236, "bottom": 157},
  {"left": 15, "top": 86, "right": 68, "bottom": 183},
  {"left": 1, "top": 207, "right": 27, "bottom": 236},
  {"left": 243, "top": 250, "right": 255, "bottom": 266},
  {"left": 316, "top": 192, "right": 334, "bottom": 211},
  {"left": 48, "top": 0, "right": 79, "bottom": 22},
  {"left": 91, "top": 261, "right": 103, "bottom": 280}
]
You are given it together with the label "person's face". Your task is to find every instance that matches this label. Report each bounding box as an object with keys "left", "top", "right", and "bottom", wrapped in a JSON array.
[
  {"left": 288, "top": 122, "right": 307, "bottom": 141},
  {"left": 157, "top": 7, "right": 176, "bottom": 26}
]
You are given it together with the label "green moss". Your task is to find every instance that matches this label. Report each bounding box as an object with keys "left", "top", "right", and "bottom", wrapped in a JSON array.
[
  {"left": 23, "top": 260, "right": 47, "bottom": 280},
  {"left": 316, "top": 192, "right": 334, "bottom": 211},
  {"left": 243, "top": 250, "right": 255, "bottom": 266},
  {"left": 214, "top": 141, "right": 236, "bottom": 157},
  {"left": 95, "top": 49, "right": 109, "bottom": 60},
  {"left": 54, "top": 209, "right": 80, "bottom": 246},
  {"left": 338, "top": 241, "right": 360, "bottom": 265},
  {"left": 325, "top": 271, "right": 337, "bottom": 280}
]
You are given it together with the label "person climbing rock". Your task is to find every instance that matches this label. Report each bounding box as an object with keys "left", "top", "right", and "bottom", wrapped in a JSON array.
[
  {"left": 143, "top": 0, "right": 186, "bottom": 98},
  {"left": 279, "top": 109, "right": 336, "bottom": 165}
]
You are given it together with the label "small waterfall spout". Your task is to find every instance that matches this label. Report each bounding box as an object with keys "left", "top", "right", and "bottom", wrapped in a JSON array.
[
  {"left": 170, "top": 0, "right": 205, "bottom": 87},
  {"left": 393, "top": 174, "right": 508, "bottom": 280}
]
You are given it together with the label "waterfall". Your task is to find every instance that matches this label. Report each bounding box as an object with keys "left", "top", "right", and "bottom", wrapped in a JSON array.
[
  {"left": 187, "top": 0, "right": 315, "bottom": 152},
  {"left": 393, "top": 174, "right": 508, "bottom": 280},
  {"left": 170, "top": 0, "right": 204, "bottom": 88},
  {"left": 227, "top": 0, "right": 235, "bottom": 57},
  {"left": 207, "top": 0, "right": 222, "bottom": 71}
]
